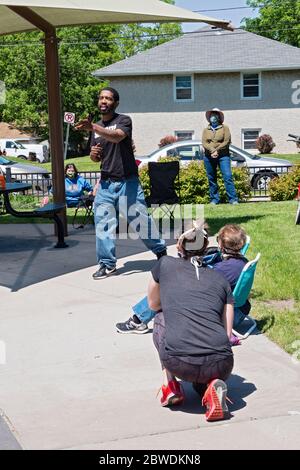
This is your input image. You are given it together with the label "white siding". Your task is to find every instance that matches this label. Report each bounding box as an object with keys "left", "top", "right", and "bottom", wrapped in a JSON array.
[{"left": 107, "top": 70, "right": 300, "bottom": 154}]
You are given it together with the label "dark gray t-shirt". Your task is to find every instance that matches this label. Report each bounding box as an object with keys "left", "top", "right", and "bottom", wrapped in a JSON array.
[
  {"left": 151, "top": 256, "right": 233, "bottom": 363},
  {"left": 91, "top": 113, "right": 138, "bottom": 180}
]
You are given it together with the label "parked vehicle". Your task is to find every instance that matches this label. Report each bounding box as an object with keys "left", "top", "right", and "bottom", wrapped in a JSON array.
[
  {"left": 0, "top": 138, "right": 49, "bottom": 163},
  {"left": 11, "top": 138, "right": 49, "bottom": 163},
  {"left": 136, "top": 140, "right": 293, "bottom": 190},
  {"left": 0, "top": 155, "right": 50, "bottom": 192}
]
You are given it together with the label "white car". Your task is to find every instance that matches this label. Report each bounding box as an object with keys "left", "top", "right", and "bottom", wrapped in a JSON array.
[
  {"left": 0, "top": 154, "right": 50, "bottom": 192},
  {"left": 137, "top": 140, "right": 293, "bottom": 190}
]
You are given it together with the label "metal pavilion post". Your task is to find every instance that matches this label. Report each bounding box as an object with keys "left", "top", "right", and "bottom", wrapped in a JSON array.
[{"left": 8, "top": 6, "right": 67, "bottom": 235}]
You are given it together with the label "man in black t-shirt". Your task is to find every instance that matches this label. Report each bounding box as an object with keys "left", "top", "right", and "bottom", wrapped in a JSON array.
[{"left": 75, "top": 87, "right": 166, "bottom": 279}]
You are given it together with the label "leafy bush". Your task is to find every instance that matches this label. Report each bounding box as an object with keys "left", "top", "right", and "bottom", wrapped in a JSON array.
[
  {"left": 256, "top": 134, "right": 276, "bottom": 154},
  {"left": 139, "top": 158, "right": 251, "bottom": 203},
  {"left": 158, "top": 135, "right": 178, "bottom": 148},
  {"left": 269, "top": 164, "right": 300, "bottom": 201}
]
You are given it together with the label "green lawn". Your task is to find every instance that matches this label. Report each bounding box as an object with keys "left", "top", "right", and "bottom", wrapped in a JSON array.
[
  {"left": 261, "top": 153, "right": 300, "bottom": 164},
  {"left": 6, "top": 153, "right": 300, "bottom": 172},
  {"left": 6, "top": 155, "right": 95, "bottom": 172},
  {"left": 1, "top": 198, "right": 299, "bottom": 353}
]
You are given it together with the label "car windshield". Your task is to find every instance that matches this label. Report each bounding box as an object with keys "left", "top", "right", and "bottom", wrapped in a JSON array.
[
  {"left": 14, "top": 142, "right": 26, "bottom": 149},
  {"left": 230, "top": 145, "right": 261, "bottom": 160},
  {"left": 0, "top": 156, "right": 14, "bottom": 165}
]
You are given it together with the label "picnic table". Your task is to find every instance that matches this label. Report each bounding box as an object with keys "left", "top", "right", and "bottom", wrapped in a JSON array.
[{"left": 0, "top": 182, "right": 68, "bottom": 248}]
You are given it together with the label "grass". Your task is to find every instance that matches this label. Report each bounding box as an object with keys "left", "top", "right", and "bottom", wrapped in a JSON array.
[
  {"left": 1, "top": 195, "right": 299, "bottom": 354},
  {"left": 6, "top": 155, "right": 95, "bottom": 172},
  {"left": 260, "top": 153, "right": 300, "bottom": 164},
  {"left": 7, "top": 153, "right": 300, "bottom": 171}
]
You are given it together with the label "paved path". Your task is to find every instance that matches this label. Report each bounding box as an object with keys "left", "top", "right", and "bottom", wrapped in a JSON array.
[{"left": 0, "top": 225, "right": 299, "bottom": 449}]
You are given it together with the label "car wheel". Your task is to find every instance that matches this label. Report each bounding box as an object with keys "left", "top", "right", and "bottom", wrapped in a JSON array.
[
  {"left": 252, "top": 171, "right": 277, "bottom": 190},
  {"left": 17, "top": 155, "right": 27, "bottom": 160},
  {"left": 296, "top": 201, "right": 300, "bottom": 225}
]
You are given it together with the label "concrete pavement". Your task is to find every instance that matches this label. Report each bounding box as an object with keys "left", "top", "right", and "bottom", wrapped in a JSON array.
[{"left": 0, "top": 224, "right": 299, "bottom": 450}]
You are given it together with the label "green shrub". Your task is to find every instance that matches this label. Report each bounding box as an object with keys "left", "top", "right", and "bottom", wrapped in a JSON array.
[
  {"left": 138, "top": 158, "right": 251, "bottom": 203},
  {"left": 269, "top": 164, "right": 300, "bottom": 201}
]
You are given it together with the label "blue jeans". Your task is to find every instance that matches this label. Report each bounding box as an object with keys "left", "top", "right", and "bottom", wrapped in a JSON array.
[
  {"left": 132, "top": 296, "right": 157, "bottom": 324},
  {"left": 94, "top": 176, "right": 166, "bottom": 268},
  {"left": 203, "top": 155, "right": 238, "bottom": 204},
  {"left": 233, "top": 307, "right": 246, "bottom": 329}
]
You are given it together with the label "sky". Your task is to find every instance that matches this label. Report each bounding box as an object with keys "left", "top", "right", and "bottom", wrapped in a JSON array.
[{"left": 175, "top": 0, "right": 259, "bottom": 31}]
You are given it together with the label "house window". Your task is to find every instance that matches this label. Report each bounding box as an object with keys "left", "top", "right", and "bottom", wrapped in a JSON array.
[
  {"left": 174, "top": 75, "right": 194, "bottom": 101},
  {"left": 242, "top": 129, "right": 261, "bottom": 150},
  {"left": 175, "top": 130, "right": 194, "bottom": 141},
  {"left": 241, "top": 73, "right": 261, "bottom": 99}
]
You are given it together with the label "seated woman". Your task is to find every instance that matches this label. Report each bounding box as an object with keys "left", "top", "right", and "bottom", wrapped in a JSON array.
[
  {"left": 149, "top": 222, "right": 234, "bottom": 422},
  {"left": 64, "top": 163, "right": 93, "bottom": 208}
]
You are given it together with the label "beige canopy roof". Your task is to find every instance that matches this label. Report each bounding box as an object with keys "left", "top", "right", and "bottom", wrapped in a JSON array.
[{"left": 0, "top": 1, "right": 232, "bottom": 35}]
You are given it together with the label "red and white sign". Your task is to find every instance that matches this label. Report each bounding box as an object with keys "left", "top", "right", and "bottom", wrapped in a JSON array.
[{"left": 64, "top": 112, "right": 75, "bottom": 124}]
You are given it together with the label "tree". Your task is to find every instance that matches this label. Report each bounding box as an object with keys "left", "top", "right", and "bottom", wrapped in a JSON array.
[{"left": 242, "top": 0, "right": 300, "bottom": 47}]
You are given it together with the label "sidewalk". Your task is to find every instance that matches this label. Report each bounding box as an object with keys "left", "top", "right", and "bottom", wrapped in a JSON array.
[{"left": 0, "top": 224, "right": 299, "bottom": 449}]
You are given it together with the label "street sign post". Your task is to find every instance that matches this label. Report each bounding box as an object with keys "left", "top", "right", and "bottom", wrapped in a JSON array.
[{"left": 63, "top": 112, "right": 75, "bottom": 160}]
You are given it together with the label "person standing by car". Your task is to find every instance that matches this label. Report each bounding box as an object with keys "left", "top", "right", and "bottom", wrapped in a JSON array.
[
  {"left": 75, "top": 87, "right": 167, "bottom": 279},
  {"left": 202, "top": 108, "right": 238, "bottom": 205}
]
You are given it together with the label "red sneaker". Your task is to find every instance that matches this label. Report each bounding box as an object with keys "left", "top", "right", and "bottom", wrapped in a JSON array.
[
  {"left": 160, "top": 379, "right": 184, "bottom": 407},
  {"left": 202, "top": 379, "right": 229, "bottom": 421}
]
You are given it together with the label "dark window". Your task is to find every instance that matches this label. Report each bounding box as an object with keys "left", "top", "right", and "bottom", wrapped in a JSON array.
[
  {"left": 243, "top": 130, "right": 260, "bottom": 150},
  {"left": 175, "top": 76, "right": 193, "bottom": 101},
  {"left": 243, "top": 73, "right": 260, "bottom": 98},
  {"left": 175, "top": 131, "right": 194, "bottom": 141}
]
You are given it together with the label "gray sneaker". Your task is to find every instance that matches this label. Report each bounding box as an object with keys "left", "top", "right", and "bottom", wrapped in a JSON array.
[
  {"left": 92, "top": 264, "right": 117, "bottom": 280},
  {"left": 116, "top": 317, "right": 149, "bottom": 334}
]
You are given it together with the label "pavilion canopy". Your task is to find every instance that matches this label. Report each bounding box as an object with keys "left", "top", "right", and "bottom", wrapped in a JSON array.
[{"left": 0, "top": 1, "right": 232, "bottom": 35}]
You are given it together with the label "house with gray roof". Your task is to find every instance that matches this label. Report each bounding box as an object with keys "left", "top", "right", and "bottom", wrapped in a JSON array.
[{"left": 93, "top": 27, "right": 300, "bottom": 154}]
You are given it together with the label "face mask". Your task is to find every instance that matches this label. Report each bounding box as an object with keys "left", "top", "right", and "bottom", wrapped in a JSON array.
[{"left": 210, "top": 115, "right": 220, "bottom": 126}]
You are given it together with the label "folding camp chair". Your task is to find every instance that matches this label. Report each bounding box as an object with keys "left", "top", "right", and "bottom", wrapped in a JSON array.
[
  {"left": 232, "top": 253, "right": 261, "bottom": 340},
  {"left": 240, "top": 235, "right": 251, "bottom": 256},
  {"left": 145, "top": 161, "right": 180, "bottom": 221},
  {"left": 71, "top": 194, "right": 94, "bottom": 229}
]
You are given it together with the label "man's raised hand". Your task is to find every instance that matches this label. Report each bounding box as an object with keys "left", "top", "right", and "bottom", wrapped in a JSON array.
[
  {"left": 90, "top": 143, "right": 103, "bottom": 162},
  {"left": 74, "top": 118, "right": 93, "bottom": 132}
]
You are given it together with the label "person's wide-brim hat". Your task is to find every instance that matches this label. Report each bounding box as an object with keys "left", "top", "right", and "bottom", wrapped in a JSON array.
[{"left": 205, "top": 108, "right": 224, "bottom": 124}]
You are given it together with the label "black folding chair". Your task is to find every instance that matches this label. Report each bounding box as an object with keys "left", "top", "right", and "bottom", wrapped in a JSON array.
[
  {"left": 71, "top": 194, "right": 94, "bottom": 229},
  {"left": 145, "top": 161, "right": 180, "bottom": 221}
]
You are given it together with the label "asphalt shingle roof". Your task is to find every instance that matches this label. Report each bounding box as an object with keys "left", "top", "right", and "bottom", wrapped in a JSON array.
[{"left": 93, "top": 27, "right": 300, "bottom": 77}]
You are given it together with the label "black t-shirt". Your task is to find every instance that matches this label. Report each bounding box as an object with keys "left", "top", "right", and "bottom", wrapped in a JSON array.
[
  {"left": 151, "top": 256, "right": 233, "bottom": 363},
  {"left": 91, "top": 113, "right": 138, "bottom": 180}
]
